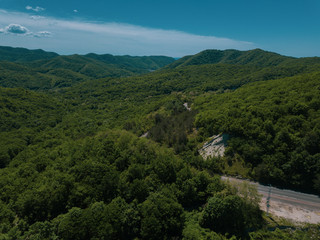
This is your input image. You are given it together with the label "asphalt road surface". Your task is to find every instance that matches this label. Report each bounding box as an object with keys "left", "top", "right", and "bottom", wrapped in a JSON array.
[{"left": 221, "top": 176, "right": 320, "bottom": 211}]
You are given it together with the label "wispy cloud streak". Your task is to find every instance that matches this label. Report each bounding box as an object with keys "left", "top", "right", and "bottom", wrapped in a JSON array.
[{"left": 0, "top": 9, "right": 255, "bottom": 56}]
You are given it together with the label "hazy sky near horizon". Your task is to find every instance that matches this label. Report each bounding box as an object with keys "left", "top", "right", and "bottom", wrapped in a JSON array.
[{"left": 0, "top": 0, "right": 319, "bottom": 57}]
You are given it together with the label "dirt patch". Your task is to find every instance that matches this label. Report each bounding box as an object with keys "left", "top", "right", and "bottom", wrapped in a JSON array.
[
  {"left": 222, "top": 176, "right": 320, "bottom": 224},
  {"left": 260, "top": 198, "right": 320, "bottom": 224}
]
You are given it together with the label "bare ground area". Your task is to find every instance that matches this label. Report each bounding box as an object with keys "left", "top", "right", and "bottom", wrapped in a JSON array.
[
  {"left": 260, "top": 198, "right": 320, "bottom": 224},
  {"left": 199, "top": 134, "right": 229, "bottom": 159},
  {"left": 222, "top": 176, "right": 320, "bottom": 224}
]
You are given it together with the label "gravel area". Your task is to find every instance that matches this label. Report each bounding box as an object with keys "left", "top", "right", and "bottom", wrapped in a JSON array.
[{"left": 260, "top": 198, "right": 320, "bottom": 224}]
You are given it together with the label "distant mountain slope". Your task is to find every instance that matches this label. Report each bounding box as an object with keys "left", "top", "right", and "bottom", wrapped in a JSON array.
[
  {"left": 0, "top": 46, "right": 175, "bottom": 71},
  {"left": 57, "top": 51, "right": 320, "bottom": 105},
  {"left": 30, "top": 55, "right": 132, "bottom": 79},
  {"left": 85, "top": 53, "right": 175, "bottom": 71},
  {"left": 0, "top": 61, "right": 91, "bottom": 90},
  {"left": 31, "top": 54, "right": 175, "bottom": 78},
  {"left": 0, "top": 87, "right": 64, "bottom": 132},
  {"left": 166, "top": 49, "right": 295, "bottom": 68},
  {"left": 0, "top": 46, "right": 59, "bottom": 62},
  {"left": 0, "top": 46, "right": 175, "bottom": 90}
]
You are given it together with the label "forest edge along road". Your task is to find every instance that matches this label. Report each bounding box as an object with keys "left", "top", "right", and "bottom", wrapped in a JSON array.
[{"left": 221, "top": 176, "right": 320, "bottom": 224}]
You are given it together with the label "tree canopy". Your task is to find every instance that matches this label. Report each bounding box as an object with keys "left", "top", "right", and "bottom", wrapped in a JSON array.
[{"left": 0, "top": 46, "right": 319, "bottom": 239}]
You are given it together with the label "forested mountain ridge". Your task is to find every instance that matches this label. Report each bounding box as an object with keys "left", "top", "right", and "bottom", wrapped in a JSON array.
[
  {"left": 0, "top": 47, "right": 320, "bottom": 239},
  {"left": 30, "top": 54, "right": 175, "bottom": 77},
  {"left": 0, "top": 61, "right": 90, "bottom": 90},
  {"left": 0, "top": 46, "right": 59, "bottom": 62},
  {"left": 85, "top": 53, "right": 175, "bottom": 71},
  {"left": 0, "top": 46, "right": 175, "bottom": 69},
  {"left": 0, "top": 46, "right": 175, "bottom": 90},
  {"left": 166, "top": 48, "right": 320, "bottom": 69}
]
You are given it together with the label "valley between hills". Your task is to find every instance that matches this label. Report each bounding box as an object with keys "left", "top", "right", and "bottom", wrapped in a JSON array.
[{"left": 0, "top": 46, "right": 320, "bottom": 239}]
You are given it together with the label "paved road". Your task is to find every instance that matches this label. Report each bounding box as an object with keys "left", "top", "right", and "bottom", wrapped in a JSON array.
[{"left": 221, "top": 176, "right": 320, "bottom": 211}]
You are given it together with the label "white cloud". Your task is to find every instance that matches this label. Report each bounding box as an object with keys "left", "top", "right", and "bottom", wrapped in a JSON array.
[
  {"left": 5, "top": 24, "right": 29, "bottom": 34},
  {"left": 34, "top": 31, "right": 52, "bottom": 38},
  {"left": 0, "top": 23, "right": 50, "bottom": 38},
  {"left": 73, "top": 10, "right": 78, "bottom": 13},
  {"left": 0, "top": 9, "right": 255, "bottom": 57},
  {"left": 26, "top": 6, "right": 45, "bottom": 12}
]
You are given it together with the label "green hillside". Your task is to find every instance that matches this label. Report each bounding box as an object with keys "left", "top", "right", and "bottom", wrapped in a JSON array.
[
  {"left": 0, "top": 61, "right": 89, "bottom": 90},
  {"left": 31, "top": 54, "right": 175, "bottom": 78},
  {"left": 49, "top": 49, "right": 320, "bottom": 193},
  {"left": 166, "top": 49, "right": 290, "bottom": 68},
  {"left": 0, "top": 47, "right": 320, "bottom": 239},
  {"left": 0, "top": 87, "right": 65, "bottom": 167},
  {"left": 194, "top": 71, "right": 320, "bottom": 192},
  {"left": 0, "top": 46, "right": 175, "bottom": 90},
  {"left": 0, "top": 46, "right": 58, "bottom": 62},
  {"left": 166, "top": 48, "right": 320, "bottom": 69},
  {"left": 85, "top": 53, "right": 175, "bottom": 71}
]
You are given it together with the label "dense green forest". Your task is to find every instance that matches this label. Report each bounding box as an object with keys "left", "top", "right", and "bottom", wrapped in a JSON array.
[
  {"left": 0, "top": 46, "right": 175, "bottom": 90},
  {"left": 0, "top": 46, "right": 319, "bottom": 239}
]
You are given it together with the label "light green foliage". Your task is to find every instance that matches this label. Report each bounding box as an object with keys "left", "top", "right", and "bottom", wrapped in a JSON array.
[
  {"left": 200, "top": 191, "right": 263, "bottom": 236},
  {"left": 200, "top": 195, "right": 245, "bottom": 235},
  {"left": 183, "top": 211, "right": 228, "bottom": 240}
]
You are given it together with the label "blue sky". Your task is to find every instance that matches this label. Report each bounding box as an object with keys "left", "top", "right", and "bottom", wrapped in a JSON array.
[{"left": 0, "top": 0, "right": 319, "bottom": 57}]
